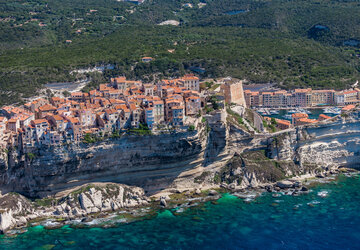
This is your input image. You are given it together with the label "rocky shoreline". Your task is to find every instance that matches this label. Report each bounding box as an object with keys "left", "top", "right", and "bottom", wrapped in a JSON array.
[
  {"left": 1, "top": 167, "right": 357, "bottom": 236},
  {"left": 2, "top": 109, "right": 360, "bottom": 235}
]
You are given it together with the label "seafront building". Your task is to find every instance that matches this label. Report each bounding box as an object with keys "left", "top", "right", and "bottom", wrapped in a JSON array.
[
  {"left": 244, "top": 88, "right": 360, "bottom": 108},
  {"left": 0, "top": 74, "right": 201, "bottom": 149}
]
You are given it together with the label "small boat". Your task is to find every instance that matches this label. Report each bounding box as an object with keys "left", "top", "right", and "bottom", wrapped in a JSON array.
[
  {"left": 332, "top": 108, "right": 341, "bottom": 115},
  {"left": 323, "top": 107, "right": 341, "bottom": 114},
  {"left": 257, "top": 108, "right": 266, "bottom": 115},
  {"left": 270, "top": 109, "right": 280, "bottom": 115},
  {"left": 300, "top": 109, "right": 311, "bottom": 114},
  {"left": 283, "top": 114, "right": 292, "bottom": 120},
  {"left": 323, "top": 107, "right": 332, "bottom": 114},
  {"left": 288, "top": 109, "right": 297, "bottom": 114}
]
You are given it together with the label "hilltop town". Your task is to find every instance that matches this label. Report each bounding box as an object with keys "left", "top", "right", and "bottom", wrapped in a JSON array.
[
  {"left": 0, "top": 74, "right": 359, "bottom": 152},
  {"left": 0, "top": 74, "right": 204, "bottom": 149}
]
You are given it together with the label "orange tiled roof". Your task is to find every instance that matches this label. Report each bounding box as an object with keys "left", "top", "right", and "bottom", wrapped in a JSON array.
[
  {"left": 8, "top": 118, "right": 18, "bottom": 123},
  {"left": 32, "top": 119, "right": 48, "bottom": 125},
  {"left": 182, "top": 74, "right": 199, "bottom": 81},
  {"left": 294, "top": 88, "right": 312, "bottom": 93},
  {"left": 298, "top": 118, "right": 317, "bottom": 123},
  {"left": 318, "top": 114, "right": 331, "bottom": 119},
  {"left": 342, "top": 104, "right": 356, "bottom": 111},
  {"left": 38, "top": 104, "right": 56, "bottom": 112},
  {"left": 276, "top": 119, "right": 291, "bottom": 125},
  {"left": 52, "top": 115, "right": 64, "bottom": 121},
  {"left": 67, "top": 117, "right": 79, "bottom": 124},
  {"left": 344, "top": 90, "right": 357, "bottom": 95},
  {"left": 292, "top": 113, "right": 308, "bottom": 118}
]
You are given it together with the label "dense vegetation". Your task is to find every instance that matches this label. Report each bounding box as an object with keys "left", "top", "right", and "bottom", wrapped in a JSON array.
[{"left": 1, "top": 0, "right": 360, "bottom": 105}]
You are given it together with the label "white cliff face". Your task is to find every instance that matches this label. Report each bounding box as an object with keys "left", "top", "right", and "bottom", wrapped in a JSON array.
[
  {"left": 0, "top": 210, "right": 16, "bottom": 233},
  {"left": 0, "top": 193, "right": 33, "bottom": 233},
  {"left": 297, "top": 141, "right": 356, "bottom": 168}
]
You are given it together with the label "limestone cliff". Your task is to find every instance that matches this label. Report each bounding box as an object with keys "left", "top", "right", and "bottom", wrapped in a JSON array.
[
  {"left": 1, "top": 110, "right": 360, "bottom": 198},
  {"left": 268, "top": 113, "right": 360, "bottom": 169},
  {"left": 0, "top": 130, "right": 207, "bottom": 197},
  {"left": 1, "top": 110, "right": 360, "bottom": 232},
  {"left": 191, "top": 111, "right": 360, "bottom": 189}
]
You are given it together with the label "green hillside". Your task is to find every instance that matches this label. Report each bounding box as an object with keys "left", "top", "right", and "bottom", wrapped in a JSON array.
[{"left": 0, "top": 0, "right": 360, "bottom": 105}]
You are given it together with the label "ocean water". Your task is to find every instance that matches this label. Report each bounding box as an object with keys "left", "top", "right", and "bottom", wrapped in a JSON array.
[{"left": 1, "top": 174, "right": 360, "bottom": 249}]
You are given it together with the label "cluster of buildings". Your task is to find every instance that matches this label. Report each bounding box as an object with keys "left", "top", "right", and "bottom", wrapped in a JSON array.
[
  {"left": 244, "top": 88, "right": 360, "bottom": 108},
  {"left": 0, "top": 74, "right": 201, "bottom": 149},
  {"left": 291, "top": 113, "right": 332, "bottom": 126},
  {"left": 1, "top": 73, "right": 358, "bottom": 149},
  {"left": 264, "top": 113, "right": 333, "bottom": 130}
]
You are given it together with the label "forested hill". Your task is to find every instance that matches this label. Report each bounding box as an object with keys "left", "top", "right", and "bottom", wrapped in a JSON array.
[{"left": 0, "top": 0, "right": 360, "bottom": 105}]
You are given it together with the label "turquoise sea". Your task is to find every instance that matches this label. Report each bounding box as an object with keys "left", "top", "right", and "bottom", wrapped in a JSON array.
[{"left": 1, "top": 174, "right": 360, "bottom": 249}]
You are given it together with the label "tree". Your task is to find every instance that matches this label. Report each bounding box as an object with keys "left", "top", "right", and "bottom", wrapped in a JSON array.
[
  {"left": 63, "top": 90, "right": 71, "bottom": 97},
  {"left": 271, "top": 117, "right": 277, "bottom": 125}
]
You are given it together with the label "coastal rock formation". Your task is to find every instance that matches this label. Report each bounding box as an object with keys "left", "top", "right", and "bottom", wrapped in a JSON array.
[
  {"left": 268, "top": 115, "right": 360, "bottom": 169},
  {"left": 193, "top": 111, "right": 360, "bottom": 189},
  {"left": 1, "top": 109, "right": 360, "bottom": 233},
  {"left": 0, "top": 183, "right": 148, "bottom": 233},
  {"left": 1, "top": 110, "right": 360, "bottom": 199}
]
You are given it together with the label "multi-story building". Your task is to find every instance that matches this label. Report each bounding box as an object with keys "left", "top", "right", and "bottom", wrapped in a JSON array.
[
  {"left": 245, "top": 87, "right": 357, "bottom": 108},
  {"left": 171, "top": 106, "right": 184, "bottom": 126},
  {"left": 48, "top": 115, "right": 67, "bottom": 132},
  {"left": 182, "top": 74, "right": 200, "bottom": 92},
  {"left": 143, "top": 84, "right": 155, "bottom": 96},
  {"left": 144, "top": 107, "right": 155, "bottom": 129},
  {"left": 77, "top": 109, "right": 97, "bottom": 128},
  {"left": 0, "top": 117, "right": 7, "bottom": 135},
  {"left": 7, "top": 118, "right": 20, "bottom": 132},
  {"left": 153, "top": 100, "right": 165, "bottom": 124},
  {"left": 311, "top": 90, "right": 335, "bottom": 106},
  {"left": 293, "top": 88, "right": 312, "bottom": 107},
  {"left": 343, "top": 90, "right": 359, "bottom": 105},
  {"left": 334, "top": 92, "right": 345, "bottom": 106},
  {"left": 244, "top": 90, "right": 263, "bottom": 107},
  {"left": 31, "top": 119, "right": 50, "bottom": 143}
]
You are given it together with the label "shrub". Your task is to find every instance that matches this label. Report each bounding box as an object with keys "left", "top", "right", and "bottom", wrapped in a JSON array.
[
  {"left": 27, "top": 152, "right": 36, "bottom": 160},
  {"left": 83, "top": 133, "right": 96, "bottom": 143},
  {"left": 188, "top": 125, "right": 195, "bottom": 131},
  {"left": 271, "top": 117, "right": 277, "bottom": 125}
]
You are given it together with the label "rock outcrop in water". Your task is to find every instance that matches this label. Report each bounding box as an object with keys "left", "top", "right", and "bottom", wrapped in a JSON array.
[{"left": 0, "top": 183, "right": 148, "bottom": 233}]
